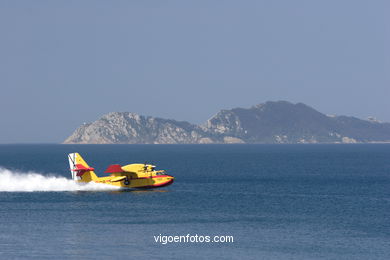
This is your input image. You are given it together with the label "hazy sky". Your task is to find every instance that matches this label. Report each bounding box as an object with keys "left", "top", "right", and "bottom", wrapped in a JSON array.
[{"left": 0, "top": 0, "right": 389, "bottom": 143}]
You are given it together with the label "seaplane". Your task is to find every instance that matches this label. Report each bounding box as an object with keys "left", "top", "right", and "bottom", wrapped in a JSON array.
[{"left": 68, "top": 153, "right": 174, "bottom": 189}]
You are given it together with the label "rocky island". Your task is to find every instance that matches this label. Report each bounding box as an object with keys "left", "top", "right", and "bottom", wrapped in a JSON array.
[{"left": 64, "top": 101, "right": 390, "bottom": 144}]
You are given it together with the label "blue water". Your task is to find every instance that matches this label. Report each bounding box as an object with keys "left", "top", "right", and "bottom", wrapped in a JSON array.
[{"left": 0, "top": 144, "right": 389, "bottom": 259}]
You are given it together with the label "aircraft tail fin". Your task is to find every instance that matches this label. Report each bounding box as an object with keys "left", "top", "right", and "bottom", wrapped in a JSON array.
[{"left": 68, "top": 153, "right": 98, "bottom": 182}]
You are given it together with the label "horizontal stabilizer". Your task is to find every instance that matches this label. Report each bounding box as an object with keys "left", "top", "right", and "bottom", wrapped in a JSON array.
[
  {"left": 72, "top": 164, "right": 95, "bottom": 176},
  {"left": 104, "top": 164, "right": 124, "bottom": 173}
]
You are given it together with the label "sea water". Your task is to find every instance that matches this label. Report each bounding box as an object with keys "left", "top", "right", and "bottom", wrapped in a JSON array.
[{"left": 0, "top": 144, "right": 389, "bottom": 259}]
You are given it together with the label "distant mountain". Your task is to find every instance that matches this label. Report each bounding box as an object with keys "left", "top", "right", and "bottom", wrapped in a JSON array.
[
  {"left": 64, "top": 112, "right": 213, "bottom": 144},
  {"left": 202, "top": 101, "right": 390, "bottom": 143},
  {"left": 64, "top": 101, "right": 390, "bottom": 144}
]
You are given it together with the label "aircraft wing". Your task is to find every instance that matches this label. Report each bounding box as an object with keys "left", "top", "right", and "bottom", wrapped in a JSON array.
[
  {"left": 104, "top": 164, "right": 124, "bottom": 173},
  {"left": 110, "top": 176, "right": 127, "bottom": 182}
]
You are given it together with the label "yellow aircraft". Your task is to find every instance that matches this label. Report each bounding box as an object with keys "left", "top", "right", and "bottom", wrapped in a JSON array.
[{"left": 68, "top": 153, "right": 174, "bottom": 189}]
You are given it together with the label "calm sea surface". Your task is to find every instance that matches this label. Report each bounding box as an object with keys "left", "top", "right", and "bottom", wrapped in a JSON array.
[{"left": 0, "top": 144, "right": 389, "bottom": 259}]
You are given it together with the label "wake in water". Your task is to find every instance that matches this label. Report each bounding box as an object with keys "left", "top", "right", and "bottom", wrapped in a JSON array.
[{"left": 0, "top": 168, "right": 120, "bottom": 192}]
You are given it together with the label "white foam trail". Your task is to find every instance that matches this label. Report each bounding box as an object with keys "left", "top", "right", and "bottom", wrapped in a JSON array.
[{"left": 0, "top": 168, "right": 120, "bottom": 192}]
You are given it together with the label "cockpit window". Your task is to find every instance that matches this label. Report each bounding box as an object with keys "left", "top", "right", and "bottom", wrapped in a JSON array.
[{"left": 155, "top": 170, "right": 165, "bottom": 175}]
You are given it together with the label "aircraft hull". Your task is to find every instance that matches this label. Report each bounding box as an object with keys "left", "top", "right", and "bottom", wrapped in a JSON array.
[{"left": 92, "top": 174, "right": 174, "bottom": 189}]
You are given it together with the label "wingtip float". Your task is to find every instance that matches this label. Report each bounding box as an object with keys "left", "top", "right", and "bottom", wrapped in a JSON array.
[{"left": 68, "top": 153, "right": 174, "bottom": 189}]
